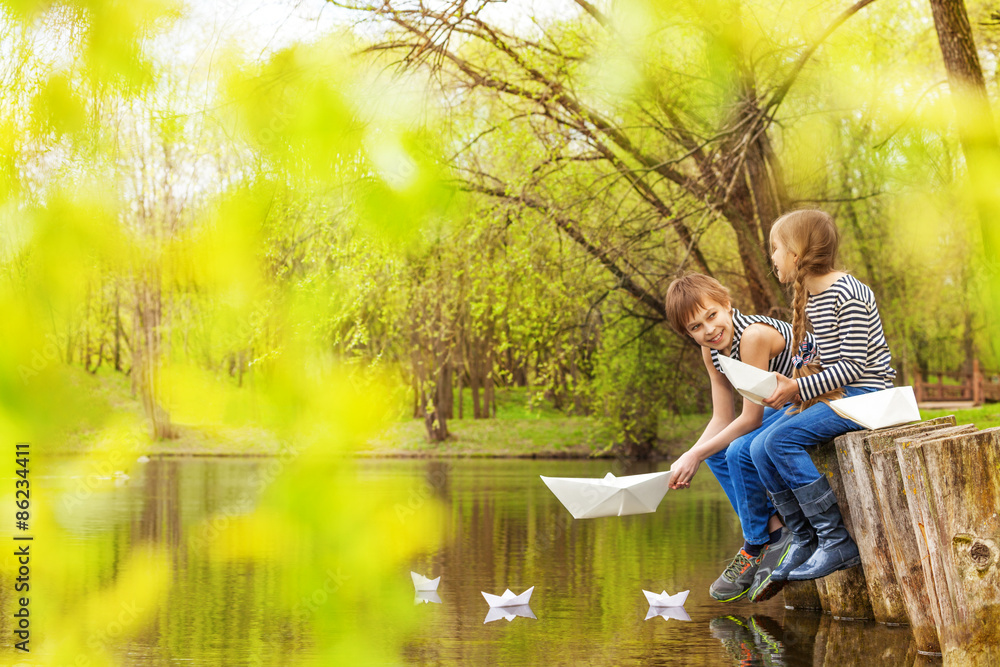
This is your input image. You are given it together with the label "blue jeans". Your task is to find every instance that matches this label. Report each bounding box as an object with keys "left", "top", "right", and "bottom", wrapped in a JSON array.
[
  {"left": 748, "top": 386, "right": 876, "bottom": 511},
  {"left": 704, "top": 407, "right": 785, "bottom": 545}
]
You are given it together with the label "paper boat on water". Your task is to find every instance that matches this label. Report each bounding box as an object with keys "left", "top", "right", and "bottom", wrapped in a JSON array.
[
  {"left": 482, "top": 587, "right": 534, "bottom": 608},
  {"left": 411, "top": 572, "right": 440, "bottom": 592},
  {"left": 540, "top": 470, "right": 673, "bottom": 519},
  {"left": 645, "top": 606, "right": 691, "bottom": 622},
  {"left": 829, "top": 386, "right": 921, "bottom": 430},
  {"left": 642, "top": 589, "right": 690, "bottom": 607},
  {"left": 484, "top": 604, "right": 536, "bottom": 624},
  {"left": 414, "top": 591, "right": 442, "bottom": 605},
  {"left": 716, "top": 355, "right": 777, "bottom": 405}
]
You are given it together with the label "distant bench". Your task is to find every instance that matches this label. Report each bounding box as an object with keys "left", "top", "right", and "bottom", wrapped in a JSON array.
[{"left": 780, "top": 417, "right": 1000, "bottom": 663}]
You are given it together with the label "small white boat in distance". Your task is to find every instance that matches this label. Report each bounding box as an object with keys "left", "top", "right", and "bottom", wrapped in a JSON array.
[
  {"left": 540, "top": 470, "right": 673, "bottom": 519},
  {"left": 482, "top": 586, "right": 534, "bottom": 608},
  {"left": 717, "top": 355, "right": 777, "bottom": 405},
  {"left": 829, "top": 386, "right": 921, "bottom": 430},
  {"left": 411, "top": 572, "right": 440, "bottom": 592},
  {"left": 642, "top": 589, "right": 689, "bottom": 607}
]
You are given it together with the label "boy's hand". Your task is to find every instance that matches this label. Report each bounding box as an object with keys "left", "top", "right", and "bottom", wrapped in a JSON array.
[
  {"left": 763, "top": 374, "right": 800, "bottom": 408},
  {"left": 669, "top": 450, "right": 701, "bottom": 489}
]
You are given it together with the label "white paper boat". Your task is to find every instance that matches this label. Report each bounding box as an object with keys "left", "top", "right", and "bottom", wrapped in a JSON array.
[
  {"left": 644, "top": 606, "right": 692, "bottom": 622},
  {"left": 482, "top": 586, "right": 534, "bottom": 608},
  {"left": 414, "top": 591, "right": 442, "bottom": 605},
  {"left": 829, "top": 386, "right": 920, "bottom": 430},
  {"left": 539, "top": 470, "right": 673, "bottom": 519},
  {"left": 484, "top": 604, "right": 536, "bottom": 623},
  {"left": 642, "top": 589, "right": 690, "bottom": 607},
  {"left": 716, "top": 355, "right": 777, "bottom": 405},
  {"left": 411, "top": 571, "right": 440, "bottom": 592}
]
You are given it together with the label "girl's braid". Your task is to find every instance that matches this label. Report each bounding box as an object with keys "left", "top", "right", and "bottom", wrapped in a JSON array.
[{"left": 787, "top": 240, "right": 844, "bottom": 413}]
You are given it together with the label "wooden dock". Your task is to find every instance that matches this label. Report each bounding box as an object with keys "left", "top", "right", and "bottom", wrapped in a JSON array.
[{"left": 781, "top": 416, "right": 1000, "bottom": 665}]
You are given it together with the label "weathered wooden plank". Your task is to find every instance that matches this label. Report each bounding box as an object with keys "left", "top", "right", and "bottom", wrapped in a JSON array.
[
  {"left": 869, "top": 423, "right": 975, "bottom": 654},
  {"left": 912, "top": 428, "right": 1000, "bottom": 666},
  {"left": 896, "top": 431, "right": 961, "bottom": 641},
  {"left": 808, "top": 438, "right": 874, "bottom": 620},
  {"left": 834, "top": 418, "right": 958, "bottom": 624}
]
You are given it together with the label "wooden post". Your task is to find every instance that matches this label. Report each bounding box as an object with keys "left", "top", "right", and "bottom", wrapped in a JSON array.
[
  {"left": 973, "top": 358, "right": 983, "bottom": 406},
  {"left": 808, "top": 439, "right": 874, "bottom": 620},
  {"left": 870, "top": 424, "right": 975, "bottom": 654},
  {"left": 834, "top": 418, "right": 958, "bottom": 624},
  {"left": 782, "top": 580, "right": 822, "bottom": 610},
  {"left": 907, "top": 428, "right": 1000, "bottom": 666}
]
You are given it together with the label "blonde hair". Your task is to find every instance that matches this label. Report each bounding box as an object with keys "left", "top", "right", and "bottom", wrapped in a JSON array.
[
  {"left": 665, "top": 274, "right": 731, "bottom": 335},
  {"left": 770, "top": 210, "right": 844, "bottom": 410}
]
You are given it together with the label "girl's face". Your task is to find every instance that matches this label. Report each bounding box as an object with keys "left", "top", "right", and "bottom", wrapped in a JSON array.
[
  {"left": 770, "top": 235, "right": 797, "bottom": 284},
  {"left": 684, "top": 299, "right": 734, "bottom": 351}
]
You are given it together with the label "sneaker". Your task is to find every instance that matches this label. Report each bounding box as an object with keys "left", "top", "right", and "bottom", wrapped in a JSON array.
[
  {"left": 710, "top": 548, "right": 765, "bottom": 602},
  {"left": 749, "top": 529, "right": 794, "bottom": 603}
]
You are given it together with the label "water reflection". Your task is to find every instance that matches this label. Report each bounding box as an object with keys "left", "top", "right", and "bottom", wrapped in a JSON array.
[
  {"left": 645, "top": 606, "right": 691, "bottom": 622},
  {"left": 414, "top": 591, "right": 442, "bottom": 605},
  {"left": 25, "top": 457, "right": 938, "bottom": 665},
  {"left": 483, "top": 604, "right": 536, "bottom": 624}
]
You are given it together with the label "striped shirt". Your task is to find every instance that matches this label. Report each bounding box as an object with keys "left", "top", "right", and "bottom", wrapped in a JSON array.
[
  {"left": 711, "top": 309, "right": 811, "bottom": 378},
  {"left": 796, "top": 274, "right": 895, "bottom": 401}
]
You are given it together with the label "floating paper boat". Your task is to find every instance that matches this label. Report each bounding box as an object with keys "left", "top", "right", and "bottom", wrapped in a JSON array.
[
  {"left": 414, "top": 591, "right": 442, "bottom": 605},
  {"left": 482, "top": 587, "right": 534, "bottom": 608},
  {"left": 484, "top": 604, "right": 536, "bottom": 624},
  {"left": 540, "top": 470, "right": 673, "bottom": 519},
  {"left": 411, "top": 571, "right": 440, "bottom": 592},
  {"left": 829, "top": 386, "right": 920, "bottom": 430},
  {"left": 716, "top": 354, "right": 777, "bottom": 405},
  {"left": 642, "top": 589, "right": 690, "bottom": 607},
  {"left": 644, "top": 606, "right": 691, "bottom": 622}
]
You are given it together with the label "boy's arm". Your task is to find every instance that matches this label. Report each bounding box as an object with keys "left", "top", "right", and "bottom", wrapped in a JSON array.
[{"left": 671, "top": 325, "right": 779, "bottom": 488}]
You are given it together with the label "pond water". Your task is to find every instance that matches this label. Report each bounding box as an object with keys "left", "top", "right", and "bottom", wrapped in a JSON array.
[{"left": 21, "top": 457, "right": 936, "bottom": 665}]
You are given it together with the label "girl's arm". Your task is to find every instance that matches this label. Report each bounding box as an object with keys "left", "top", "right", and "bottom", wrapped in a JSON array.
[
  {"left": 670, "top": 325, "right": 780, "bottom": 488},
  {"left": 796, "top": 298, "right": 870, "bottom": 401}
]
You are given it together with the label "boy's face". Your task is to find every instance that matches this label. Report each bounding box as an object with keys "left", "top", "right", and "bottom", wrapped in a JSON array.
[{"left": 684, "top": 299, "right": 734, "bottom": 351}]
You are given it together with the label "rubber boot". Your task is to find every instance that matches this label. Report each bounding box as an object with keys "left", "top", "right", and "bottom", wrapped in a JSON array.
[{"left": 786, "top": 478, "right": 860, "bottom": 581}]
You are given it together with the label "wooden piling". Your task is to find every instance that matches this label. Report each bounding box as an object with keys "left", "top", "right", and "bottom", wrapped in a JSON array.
[
  {"left": 833, "top": 418, "right": 957, "bottom": 624},
  {"left": 869, "top": 424, "right": 975, "bottom": 654},
  {"left": 906, "top": 428, "right": 1000, "bottom": 666},
  {"left": 808, "top": 439, "right": 873, "bottom": 620},
  {"left": 782, "top": 580, "right": 822, "bottom": 610}
]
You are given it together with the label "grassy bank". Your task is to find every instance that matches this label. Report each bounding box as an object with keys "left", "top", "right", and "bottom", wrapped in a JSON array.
[{"left": 57, "top": 369, "right": 1000, "bottom": 459}]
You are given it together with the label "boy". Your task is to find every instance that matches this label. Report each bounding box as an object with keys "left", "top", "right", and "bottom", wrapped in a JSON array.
[{"left": 665, "top": 274, "right": 808, "bottom": 602}]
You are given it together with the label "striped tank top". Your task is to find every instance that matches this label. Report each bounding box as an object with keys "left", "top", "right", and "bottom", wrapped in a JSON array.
[{"left": 710, "top": 309, "right": 810, "bottom": 379}]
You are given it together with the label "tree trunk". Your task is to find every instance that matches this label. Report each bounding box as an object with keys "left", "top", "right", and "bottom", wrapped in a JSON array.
[
  {"left": 927, "top": 0, "right": 1000, "bottom": 334},
  {"left": 114, "top": 286, "right": 122, "bottom": 372},
  {"left": 133, "top": 276, "right": 176, "bottom": 440}
]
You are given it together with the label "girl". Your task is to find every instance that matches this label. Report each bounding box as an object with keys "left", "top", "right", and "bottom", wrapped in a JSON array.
[{"left": 748, "top": 209, "right": 895, "bottom": 602}]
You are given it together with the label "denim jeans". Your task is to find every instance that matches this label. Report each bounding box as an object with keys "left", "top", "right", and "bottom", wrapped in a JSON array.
[
  {"left": 748, "top": 386, "right": 877, "bottom": 509},
  {"left": 704, "top": 406, "right": 785, "bottom": 545}
]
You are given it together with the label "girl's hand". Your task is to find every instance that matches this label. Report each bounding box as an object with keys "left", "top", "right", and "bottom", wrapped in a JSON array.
[
  {"left": 763, "top": 374, "right": 800, "bottom": 408},
  {"left": 669, "top": 450, "right": 701, "bottom": 489}
]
